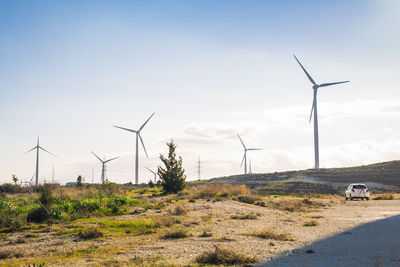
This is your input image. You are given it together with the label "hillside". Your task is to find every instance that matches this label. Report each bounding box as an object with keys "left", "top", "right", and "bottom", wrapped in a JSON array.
[{"left": 207, "top": 160, "right": 400, "bottom": 194}]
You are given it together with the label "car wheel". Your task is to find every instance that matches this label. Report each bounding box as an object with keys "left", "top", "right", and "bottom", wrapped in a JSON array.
[
  {"left": 350, "top": 196, "right": 353, "bottom": 201},
  {"left": 366, "top": 197, "right": 369, "bottom": 201}
]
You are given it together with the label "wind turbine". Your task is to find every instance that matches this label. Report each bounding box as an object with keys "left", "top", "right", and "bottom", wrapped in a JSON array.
[
  {"left": 113, "top": 112, "right": 155, "bottom": 185},
  {"left": 237, "top": 134, "right": 262, "bottom": 175},
  {"left": 294, "top": 55, "right": 350, "bottom": 169},
  {"left": 145, "top": 167, "right": 158, "bottom": 183},
  {"left": 91, "top": 151, "right": 119, "bottom": 184},
  {"left": 23, "top": 137, "right": 56, "bottom": 186}
]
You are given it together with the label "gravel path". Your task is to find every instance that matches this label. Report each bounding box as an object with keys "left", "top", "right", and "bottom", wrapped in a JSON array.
[{"left": 261, "top": 214, "right": 400, "bottom": 267}]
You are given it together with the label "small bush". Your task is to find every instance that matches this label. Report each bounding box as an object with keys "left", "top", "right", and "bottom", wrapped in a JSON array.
[
  {"left": 199, "top": 230, "right": 212, "bottom": 237},
  {"left": 231, "top": 212, "right": 260, "bottom": 220},
  {"left": 27, "top": 207, "right": 50, "bottom": 223},
  {"left": 161, "top": 229, "right": 191, "bottom": 239},
  {"left": 78, "top": 228, "right": 104, "bottom": 239},
  {"left": 168, "top": 205, "right": 187, "bottom": 216},
  {"left": 237, "top": 195, "right": 261, "bottom": 204},
  {"left": 373, "top": 193, "right": 394, "bottom": 200},
  {"left": 246, "top": 228, "right": 292, "bottom": 241},
  {"left": 303, "top": 220, "right": 318, "bottom": 227},
  {"left": 195, "top": 246, "right": 257, "bottom": 264}
]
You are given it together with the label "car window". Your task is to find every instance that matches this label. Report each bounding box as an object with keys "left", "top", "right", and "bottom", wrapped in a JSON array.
[{"left": 352, "top": 185, "right": 367, "bottom": 189}]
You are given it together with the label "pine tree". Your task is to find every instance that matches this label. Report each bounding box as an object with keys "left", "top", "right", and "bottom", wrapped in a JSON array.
[{"left": 158, "top": 140, "right": 186, "bottom": 193}]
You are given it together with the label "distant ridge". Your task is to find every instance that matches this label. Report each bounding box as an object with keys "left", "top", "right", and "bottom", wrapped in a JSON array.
[{"left": 207, "top": 160, "right": 400, "bottom": 194}]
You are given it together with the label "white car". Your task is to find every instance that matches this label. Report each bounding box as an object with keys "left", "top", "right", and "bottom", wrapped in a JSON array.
[{"left": 345, "top": 184, "right": 370, "bottom": 200}]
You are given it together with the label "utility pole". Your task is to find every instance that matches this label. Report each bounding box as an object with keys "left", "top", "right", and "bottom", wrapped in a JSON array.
[{"left": 197, "top": 157, "right": 202, "bottom": 180}]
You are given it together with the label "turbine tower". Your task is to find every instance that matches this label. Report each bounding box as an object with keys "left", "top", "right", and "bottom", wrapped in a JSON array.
[
  {"left": 294, "top": 55, "right": 349, "bottom": 169},
  {"left": 91, "top": 151, "right": 119, "bottom": 184},
  {"left": 23, "top": 136, "right": 56, "bottom": 186},
  {"left": 145, "top": 167, "right": 157, "bottom": 183},
  {"left": 114, "top": 112, "right": 155, "bottom": 185},
  {"left": 237, "top": 134, "right": 261, "bottom": 175}
]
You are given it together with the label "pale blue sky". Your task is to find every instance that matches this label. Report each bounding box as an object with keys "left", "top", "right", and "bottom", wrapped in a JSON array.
[{"left": 1, "top": 0, "right": 399, "bottom": 184}]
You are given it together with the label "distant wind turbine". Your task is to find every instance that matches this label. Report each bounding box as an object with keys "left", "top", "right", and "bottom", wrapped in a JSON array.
[
  {"left": 23, "top": 136, "right": 56, "bottom": 186},
  {"left": 114, "top": 112, "right": 155, "bottom": 184},
  {"left": 91, "top": 151, "right": 119, "bottom": 184},
  {"left": 294, "top": 55, "right": 350, "bottom": 169},
  {"left": 237, "top": 134, "right": 261, "bottom": 175},
  {"left": 145, "top": 167, "right": 158, "bottom": 183}
]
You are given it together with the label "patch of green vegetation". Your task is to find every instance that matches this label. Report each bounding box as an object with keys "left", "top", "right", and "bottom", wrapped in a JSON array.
[
  {"left": 24, "top": 232, "right": 39, "bottom": 238},
  {"left": 303, "top": 220, "right": 319, "bottom": 227}
]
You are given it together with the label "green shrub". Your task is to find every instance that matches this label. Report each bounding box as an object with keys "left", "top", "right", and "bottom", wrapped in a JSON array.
[
  {"left": 161, "top": 229, "right": 191, "bottom": 239},
  {"left": 303, "top": 220, "right": 318, "bottom": 227},
  {"left": 27, "top": 207, "right": 49, "bottom": 223},
  {"left": 195, "top": 246, "right": 257, "bottom": 264},
  {"left": 78, "top": 228, "right": 104, "bottom": 239}
]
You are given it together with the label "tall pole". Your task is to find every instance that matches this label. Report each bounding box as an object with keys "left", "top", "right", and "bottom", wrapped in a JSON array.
[
  {"left": 197, "top": 157, "right": 201, "bottom": 180},
  {"left": 313, "top": 90, "right": 320, "bottom": 169},
  {"left": 135, "top": 133, "right": 139, "bottom": 184},
  {"left": 244, "top": 151, "right": 247, "bottom": 175},
  {"left": 101, "top": 163, "right": 105, "bottom": 184},
  {"left": 35, "top": 146, "right": 39, "bottom": 186}
]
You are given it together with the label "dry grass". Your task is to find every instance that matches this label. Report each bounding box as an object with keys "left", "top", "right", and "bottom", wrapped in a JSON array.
[
  {"left": 168, "top": 205, "right": 188, "bottom": 216},
  {"left": 231, "top": 212, "right": 260, "bottom": 220},
  {"left": 303, "top": 220, "right": 319, "bottom": 227},
  {"left": 161, "top": 229, "right": 191, "bottom": 239},
  {"left": 246, "top": 228, "right": 293, "bottom": 241},
  {"left": 267, "top": 198, "right": 324, "bottom": 212},
  {"left": 199, "top": 230, "right": 213, "bottom": 237},
  {"left": 373, "top": 193, "right": 395, "bottom": 200},
  {"left": 195, "top": 246, "right": 257, "bottom": 264},
  {"left": 192, "top": 184, "right": 250, "bottom": 199},
  {"left": 78, "top": 228, "right": 104, "bottom": 239}
]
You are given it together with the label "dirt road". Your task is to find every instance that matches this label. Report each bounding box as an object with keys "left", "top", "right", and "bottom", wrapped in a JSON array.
[{"left": 262, "top": 199, "right": 400, "bottom": 266}]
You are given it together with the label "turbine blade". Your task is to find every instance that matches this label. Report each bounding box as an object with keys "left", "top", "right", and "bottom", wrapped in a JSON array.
[
  {"left": 91, "top": 151, "right": 103, "bottom": 162},
  {"left": 23, "top": 146, "right": 37, "bottom": 156},
  {"left": 113, "top": 125, "right": 137, "bottom": 133},
  {"left": 39, "top": 146, "right": 56, "bottom": 157},
  {"left": 139, "top": 112, "right": 155, "bottom": 131},
  {"left": 139, "top": 134, "right": 149, "bottom": 158},
  {"left": 309, "top": 94, "right": 316, "bottom": 123},
  {"left": 237, "top": 134, "right": 246, "bottom": 149},
  {"left": 105, "top": 156, "right": 120, "bottom": 163},
  {"left": 294, "top": 55, "right": 316, "bottom": 85},
  {"left": 247, "top": 148, "right": 262, "bottom": 151},
  {"left": 319, "top": 81, "right": 350, "bottom": 87},
  {"left": 145, "top": 167, "right": 156, "bottom": 174},
  {"left": 240, "top": 153, "right": 245, "bottom": 167}
]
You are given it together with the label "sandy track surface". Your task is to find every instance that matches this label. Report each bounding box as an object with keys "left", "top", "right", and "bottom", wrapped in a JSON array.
[
  {"left": 262, "top": 200, "right": 400, "bottom": 267},
  {"left": 1, "top": 198, "right": 400, "bottom": 265}
]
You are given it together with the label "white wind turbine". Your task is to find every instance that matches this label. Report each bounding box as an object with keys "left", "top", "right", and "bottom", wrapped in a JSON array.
[
  {"left": 237, "top": 134, "right": 261, "bottom": 175},
  {"left": 91, "top": 151, "right": 119, "bottom": 184},
  {"left": 23, "top": 136, "right": 56, "bottom": 186},
  {"left": 145, "top": 167, "right": 158, "bottom": 183},
  {"left": 294, "top": 55, "right": 350, "bottom": 169},
  {"left": 114, "top": 112, "right": 155, "bottom": 184}
]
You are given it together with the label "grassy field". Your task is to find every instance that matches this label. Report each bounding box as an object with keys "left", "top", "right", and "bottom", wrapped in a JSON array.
[{"left": 0, "top": 182, "right": 336, "bottom": 266}]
